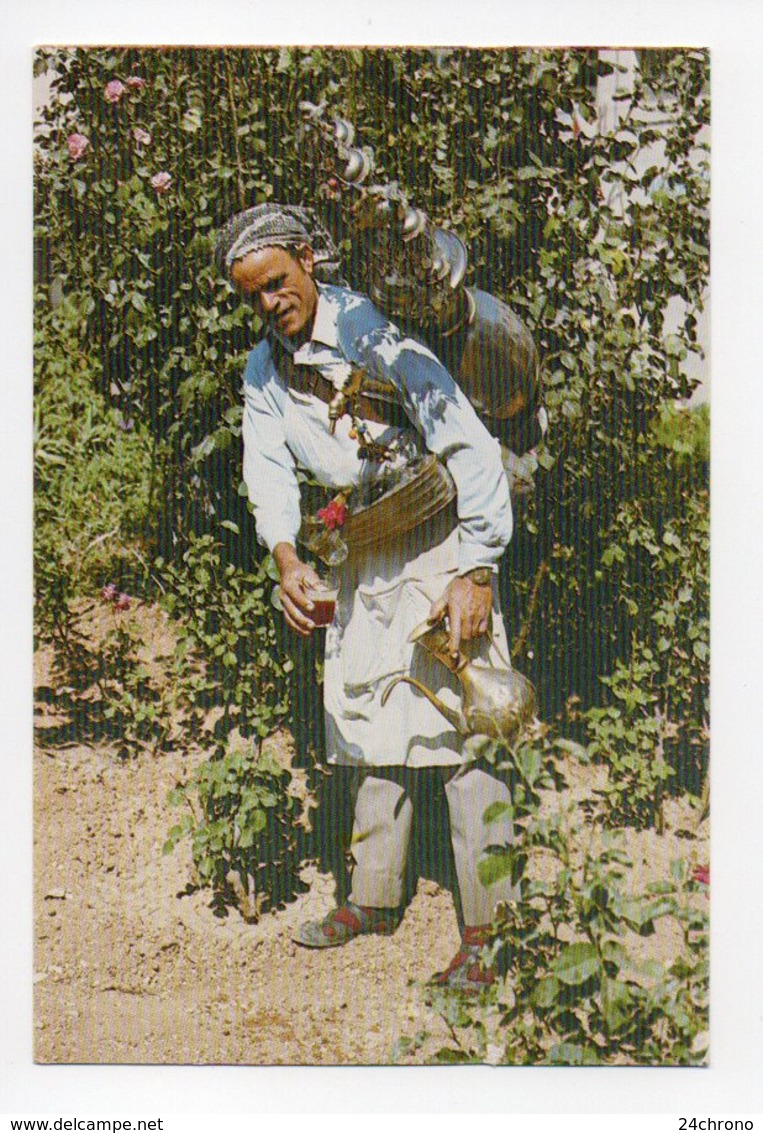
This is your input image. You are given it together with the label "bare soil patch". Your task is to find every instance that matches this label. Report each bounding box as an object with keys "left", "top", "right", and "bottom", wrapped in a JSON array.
[{"left": 33, "top": 609, "right": 708, "bottom": 1065}]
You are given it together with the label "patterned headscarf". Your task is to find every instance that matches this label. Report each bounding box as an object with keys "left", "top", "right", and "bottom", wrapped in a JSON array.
[{"left": 214, "top": 202, "right": 346, "bottom": 285}]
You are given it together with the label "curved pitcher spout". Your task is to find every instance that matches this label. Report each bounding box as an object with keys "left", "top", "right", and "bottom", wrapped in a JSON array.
[{"left": 381, "top": 675, "right": 465, "bottom": 734}]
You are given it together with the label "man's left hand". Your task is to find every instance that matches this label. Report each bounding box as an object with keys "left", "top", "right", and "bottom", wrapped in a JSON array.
[{"left": 429, "top": 575, "right": 493, "bottom": 659}]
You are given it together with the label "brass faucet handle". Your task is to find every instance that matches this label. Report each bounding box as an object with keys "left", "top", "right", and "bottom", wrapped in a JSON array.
[{"left": 408, "top": 615, "right": 464, "bottom": 673}]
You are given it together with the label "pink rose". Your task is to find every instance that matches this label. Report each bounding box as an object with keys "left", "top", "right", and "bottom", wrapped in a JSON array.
[
  {"left": 132, "top": 127, "right": 152, "bottom": 146},
  {"left": 104, "top": 80, "right": 126, "bottom": 104},
  {"left": 150, "top": 171, "right": 172, "bottom": 194},
  {"left": 101, "top": 583, "right": 117, "bottom": 603},
  {"left": 66, "top": 133, "right": 89, "bottom": 161},
  {"left": 125, "top": 75, "right": 146, "bottom": 89},
  {"left": 115, "top": 593, "right": 132, "bottom": 612},
  {"left": 317, "top": 499, "right": 348, "bottom": 531}
]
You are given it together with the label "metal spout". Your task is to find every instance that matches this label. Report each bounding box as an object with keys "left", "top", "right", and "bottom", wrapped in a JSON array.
[{"left": 381, "top": 675, "right": 464, "bottom": 734}]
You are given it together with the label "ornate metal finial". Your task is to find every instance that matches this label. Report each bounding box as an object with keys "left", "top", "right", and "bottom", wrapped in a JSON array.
[{"left": 299, "top": 105, "right": 470, "bottom": 333}]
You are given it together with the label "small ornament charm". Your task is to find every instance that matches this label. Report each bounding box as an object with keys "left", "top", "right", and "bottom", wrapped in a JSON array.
[{"left": 328, "top": 367, "right": 365, "bottom": 435}]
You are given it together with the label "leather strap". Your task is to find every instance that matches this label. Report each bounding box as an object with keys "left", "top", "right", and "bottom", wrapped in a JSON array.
[{"left": 270, "top": 338, "right": 410, "bottom": 430}]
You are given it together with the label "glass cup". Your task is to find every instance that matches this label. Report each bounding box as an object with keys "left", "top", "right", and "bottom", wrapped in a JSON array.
[{"left": 306, "top": 579, "right": 339, "bottom": 628}]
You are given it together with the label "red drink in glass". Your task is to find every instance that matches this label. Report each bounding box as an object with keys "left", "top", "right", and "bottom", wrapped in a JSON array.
[{"left": 308, "top": 584, "right": 338, "bottom": 628}]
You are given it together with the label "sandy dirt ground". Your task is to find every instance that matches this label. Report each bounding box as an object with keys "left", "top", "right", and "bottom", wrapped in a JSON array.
[
  {"left": 34, "top": 729, "right": 472, "bottom": 1065},
  {"left": 33, "top": 619, "right": 708, "bottom": 1067}
]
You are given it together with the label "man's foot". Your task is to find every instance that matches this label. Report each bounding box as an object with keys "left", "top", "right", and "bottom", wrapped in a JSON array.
[
  {"left": 292, "top": 902, "right": 401, "bottom": 949},
  {"left": 429, "top": 944, "right": 496, "bottom": 992},
  {"left": 428, "top": 926, "right": 496, "bottom": 993}
]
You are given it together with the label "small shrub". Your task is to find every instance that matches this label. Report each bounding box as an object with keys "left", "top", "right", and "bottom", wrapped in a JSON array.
[
  {"left": 585, "top": 643, "right": 676, "bottom": 831},
  {"left": 164, "top": 731, "right": 303, "bottom": 919},
  {"left": 405, "top": 735, "right": 709, "bottom": 1066},
  {"left": 36, "top": 586, "right": 175, "bottom": 758},
  {"left": 34, "top": 291, "right": 156, "bottom": 647},
  {"left": 585, "top": 438, "right": 709, "bottom": 826},
  {"left": 158, "top": 535, "right": 303, "bottom": 914},
  {"left": 157, "top": 533, "right": 290, "bottom": 745}
]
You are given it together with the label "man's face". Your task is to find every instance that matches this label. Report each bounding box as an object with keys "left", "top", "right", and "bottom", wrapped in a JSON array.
[{"left": 231, "top": 245, "right": 318, "bottom": 343}]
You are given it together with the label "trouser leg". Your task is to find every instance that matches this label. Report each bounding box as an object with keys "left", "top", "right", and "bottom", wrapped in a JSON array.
[
  {"left": 443, "top": 763, "right": 519, "bottom": 927},
  {"left": 348, "top": 770, "right": 414, "bottom": 909}
]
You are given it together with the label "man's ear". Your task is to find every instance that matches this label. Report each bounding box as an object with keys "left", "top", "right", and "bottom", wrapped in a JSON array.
[{"left": 297, "top": 245, "right": 315, "bottom": 275}]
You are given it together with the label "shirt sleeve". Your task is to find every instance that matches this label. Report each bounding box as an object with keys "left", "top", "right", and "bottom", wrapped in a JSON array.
[
  {"left": 358, "top": 321, "right": 513, "bottom": 574},
  {"left": 241, "top": 351, "right": 302, "bottom": 553}
]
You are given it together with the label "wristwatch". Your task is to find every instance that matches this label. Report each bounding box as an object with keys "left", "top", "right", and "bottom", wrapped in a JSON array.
[{"left": 464, "top": 567, "right": 494, "bottom": 587}]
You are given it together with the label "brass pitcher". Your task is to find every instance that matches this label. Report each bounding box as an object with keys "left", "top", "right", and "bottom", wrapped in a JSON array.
[{"left": 381, "top": 617, "right": 537, "bottom": 745}]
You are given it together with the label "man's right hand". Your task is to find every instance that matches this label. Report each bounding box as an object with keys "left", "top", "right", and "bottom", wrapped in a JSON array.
[{"left": 273, "top": 543, "right": 322, "bottom": 637}]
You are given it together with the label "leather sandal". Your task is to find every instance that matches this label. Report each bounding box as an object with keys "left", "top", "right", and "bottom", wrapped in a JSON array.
[
  {"left": 293, "top": 902, "right": 401, "bottom": 948},
  {"left": 428, "top": 926, "right": 497, "bottom": 993},
  {"left": 429, "top": 944, "right": 497, "bottom": 992}
]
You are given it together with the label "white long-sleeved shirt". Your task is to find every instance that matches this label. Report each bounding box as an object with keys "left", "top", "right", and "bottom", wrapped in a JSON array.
[{"left": 241, "top": 285, "right": 512, "bottom": 574}]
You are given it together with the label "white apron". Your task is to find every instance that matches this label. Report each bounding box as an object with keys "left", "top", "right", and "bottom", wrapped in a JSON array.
[{"left": 281, "top": 387, "right": 511, "bottom": 768}]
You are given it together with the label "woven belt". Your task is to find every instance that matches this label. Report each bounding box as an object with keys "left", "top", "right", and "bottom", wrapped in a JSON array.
[{"left": 344, "top": 455, "right": 457, "bottom": 553}]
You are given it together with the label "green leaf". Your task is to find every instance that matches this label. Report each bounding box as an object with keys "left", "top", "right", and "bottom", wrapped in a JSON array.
[
  {"left": 533, "top": 977, "right": 560, "bottom": 1009},
  {"left": 181, "top": 106, "right": 203, "bottom": 132},
  {"left": 642, "top": 896, "right": 676, "bottom": 921},
  {"left": 601, "top": 975, "right": 632, "bottom": 1032},
  {"left": 238, "top": 825, "right": 255, "bottom": 849},
  {"left": 263, "top": 554, "right": 281, "bottom": 582},
  {"left": 477, "top": 849, "right": 515, "bottom": 888},
  {"left": 618, "top": 897, "right": 657, "bottom": 934},
  {"left": 433, "top": 1048, "right": 471, "bottom": 1064},
  {"left": 516, "top": 746, "right": 543, "bottom": 785},
  {"left": 670, "top": 859, "right": 688, "bottom": 883},
  {"left": 548, "top": 1042, "right": 601, "bottom": 1066},
  {"left": 554, "top": 737, "right": 589, "bottom": 762},
  {"left": 248, "top": 809, "right": 267, "bottom": 836},
  {"left": 554, "top": 942, "right": 600, "bottom": 986},
  {"left": 482, "top": 800, "right": 513, "bottom": 825},
  {"left": 601, "top": 939, "right": 631, "bottom": 970}
]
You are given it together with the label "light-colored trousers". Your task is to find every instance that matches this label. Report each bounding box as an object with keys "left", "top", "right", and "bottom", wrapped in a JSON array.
[{"left": 347, "top": 763, "right": 519, "bottom": 927}]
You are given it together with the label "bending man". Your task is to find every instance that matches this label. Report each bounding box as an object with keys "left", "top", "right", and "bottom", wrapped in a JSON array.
[{"left": 216, "top": 203, "right": 519, "bottom": 990}]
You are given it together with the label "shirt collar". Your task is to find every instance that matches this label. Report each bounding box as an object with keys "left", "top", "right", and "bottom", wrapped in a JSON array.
[
  {"left": 269, "top": 286, "right": 339, "bottom": 357},
  {"left": 309, "top": 288, "right": 339, "bottom": 349}
]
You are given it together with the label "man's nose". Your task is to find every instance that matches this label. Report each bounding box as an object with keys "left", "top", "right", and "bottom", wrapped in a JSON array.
[{"left": 259, "top": 292, "right": 280, "bottom": 315}]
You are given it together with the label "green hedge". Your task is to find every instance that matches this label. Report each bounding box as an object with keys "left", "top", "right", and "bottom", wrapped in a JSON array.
[{"left": 34, "top": 46, "right": 709, "bottom": 804}]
